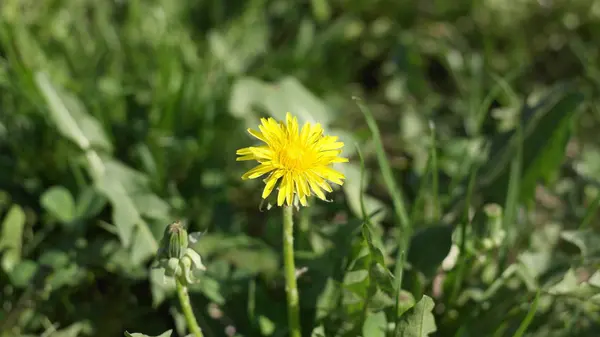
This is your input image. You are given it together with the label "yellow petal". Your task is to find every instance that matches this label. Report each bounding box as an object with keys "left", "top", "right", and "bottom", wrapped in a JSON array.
[
  {"left": 258, "top": 124, "right": 277, "bottom": 145},
  {"left": 307, "top": 178, "right": 326, "bottom": 200},
  {"left": 300, "top": 122, "right": 311, "bottom": 143},
  {"left": 298, "top": 174, "right": 311, "bottom": 198},
  {"left": 250, "top": 146, "right": 273, "bottom": 160},
  {"left": 285, "top": 113, "right": 299, "bottom": 140},
  {"left": 236, "top": 148, "right": 253, "bottom": 155},
  {"left": 307, "top": 124, "right": 324, "bottom": 144},
  {"left": 331, "top": 157, "right": 349, "bottom": 163},
  {"left": 285, "top": 173, "right": 294, "bottom": 206},
  {"left": 262, "top": 171, "right": 284, "bottom": 199},
  {"left": 277, "top": 174, "right": 289, "bottom": 206},
  {"left": 247, "top": 128, "right": 267, "bottom": 143},
  {"left": 318, "top": 140, "right": 344, "bottom": 151},
  {"left": 318, "top": 150, "right": 343, "bottom": 159},
  {"left": 292, "top": 175, "right": 304, "bottom": 203},
  {"left": 307, "top": 171, "right": 334, "bottom": 192},
  {"left": 242, "top": 163, "right": 274, "bottom": 180},
  {"left": 313, "top": 166, "right": 345, "bottom": 185},
  {"left": 236, "top": 155, "right": 255, "bottom": 161},
  {"left": 299, "top": 194, "right": 307, "bottom": 206}
]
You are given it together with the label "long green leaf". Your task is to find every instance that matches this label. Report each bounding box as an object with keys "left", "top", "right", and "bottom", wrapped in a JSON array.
[
  {"left": 354, "top": 97, "right": 411, "bottom": 287},
  {"left": 511, "top": 291, "right": 540, "bottom": 337}
]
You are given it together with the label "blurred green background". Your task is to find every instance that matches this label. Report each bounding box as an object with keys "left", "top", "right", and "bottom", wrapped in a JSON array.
[{"left": 2, "top": 0, "right": 600, "bottom": 336}]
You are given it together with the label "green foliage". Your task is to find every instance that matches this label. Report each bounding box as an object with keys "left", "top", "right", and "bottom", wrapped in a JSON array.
[
  {"left": 396, "top": 295, "right": 437, "bottom": 337},
  {"left": 2, "top": 0, "right": 600, "bottom": 336},
  {"left": 0, "top": 204, "right": 25, "bottom": 272},
  {"left": 125, "top": 331, "right": 172, "bottom": 337}
]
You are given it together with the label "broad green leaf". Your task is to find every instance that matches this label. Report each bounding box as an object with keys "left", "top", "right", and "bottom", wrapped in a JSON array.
[
  {"left": 95, "top": 175, "right": 157, "bottom": 265},
  {"left": 102, "top": 160, "right": 151, "bottom": 194},
  {"left": 34, "top": 71, "right": 109, "bottom": 181},
  {"left": 7, "top": 260, "right": 38, "bottom": 287},
  {"left": 258, "top": 315, "right": 276, "bottom": 336},
  {"left": 588, "top": 271, "right": 600, "bottom": 288},
  {"left": 95, "top": 175, "right": 142, "bottom": 247},
  {"left": 230, "top": 76, "right": 333, "bottom": 127},
  {"left": 311, "top": 325, "right": 326, "bottom": 337},
  {"left": 229, "top": 77, "right": 268, "bottom": 117},
  {"left": 124, "top": 330, "right": 172, "bottom": 337},
  {"left": 0, "top": 204, "right": 26, "bottom": 272},
  {"left": 481, "top": 87, "right": 584, "bottom": 204},
  {"left": 396, "top": 295, "right": 437, "bottom": 337},
  {"left": 368, "top": 288, "right": 396, "bottom": 311},
  {"left": 75, "top": 186, "right": 107, "bottom": 220},
  {"left": 130, "top": 222, "right": 160, "bottom": 266},
  {"left": 363, "top": 311, "right": 387, "bottom": 337},
  {"left": 315, "top": 278, "right": 341, "bottom": 320},
  {"left": 101, "top": 159, "right": 171, "bottom": 222},
  {"left": 344, "top": 269, "right": 369, "bottom": 287},
  {"left": 547, "top": 269, "right": 578, "bottom": 290},
  {"left": 40, "top": 186, "right": 76, "bottom": 224},
  {"left": 519, "top": 90, "right": 583, "bottom": 189},
  {"left": 560, "top": 229, "right": 600, "bottom": 258},
  {"left": 547, "top": 268, "right": 600, "bottom": 302},
  {"left": 263, "top": 77, "right": 332, "bottom": 126},
  {"left": 396, "top": 290, "right": 416, "bottom": 317},
  {"left": 132, "top": 193, "right": 171, "bottom": 222},
  {"left": 342, "top": 265, "right": 370, "bottom": 314},
  {"left": 34, "top": 72, "right": 112, "bottom": 152},
  {"left": 38, "top": 250, "right": 70, "bottom": 267},
  {"left": 407, "top": 225, "right": 453, "bottom": 278}
]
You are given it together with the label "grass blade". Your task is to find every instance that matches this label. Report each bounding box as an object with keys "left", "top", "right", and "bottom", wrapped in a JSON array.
[
  {"left": 511, "top": 291, "right": 540, "bottom": 337},
  {"left": 353, "top": 97, "right": 412, "bottom": 287}
]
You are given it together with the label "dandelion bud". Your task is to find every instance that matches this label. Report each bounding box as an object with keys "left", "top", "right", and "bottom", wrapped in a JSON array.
[
  {"left": 170, "top": 221, "right": 189, "bottom": 259},
  {"left": 153, "top": 221, "right": 208, "bottom": 286}
]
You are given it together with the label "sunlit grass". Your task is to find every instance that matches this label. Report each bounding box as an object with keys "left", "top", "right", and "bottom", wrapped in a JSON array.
[{"left": 1, "top": 1, "right": 600, "bottom": 336}]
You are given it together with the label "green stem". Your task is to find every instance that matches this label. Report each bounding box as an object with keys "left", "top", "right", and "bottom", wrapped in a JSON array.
[
  {"left": 176, "top": 278, "right": 204, "bottom": 337},
  {"left": 283, "top": 206, "right": 302, "bottom": 337}
]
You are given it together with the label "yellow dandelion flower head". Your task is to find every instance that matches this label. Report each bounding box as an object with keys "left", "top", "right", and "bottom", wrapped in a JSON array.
[{"left": 237, "top": 112, "right": 349, "bottom": 207}]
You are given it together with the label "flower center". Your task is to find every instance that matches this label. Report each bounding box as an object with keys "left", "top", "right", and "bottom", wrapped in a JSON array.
[{"left": 279, "top": 144, "right": 309, "bottom": 171}]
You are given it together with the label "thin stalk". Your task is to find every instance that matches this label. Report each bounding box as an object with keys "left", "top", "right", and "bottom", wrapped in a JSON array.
[
  {"left": 449, "top": 165, "right": 479, "bottom": 305},
  {"left": 354, "top": 98, "right": 411, "bottom": 287},
  {"left": 176, "top": 278, "right": 204, "bottom": 337},
  {"left": 429, "top": 121, "right": 440, "bottom": 221},
  {"left": 511, "top": 290, "right": 540, "bottom": 337},
  {"left": 283, "top": 206, "right": 302, "bottom": 337}
]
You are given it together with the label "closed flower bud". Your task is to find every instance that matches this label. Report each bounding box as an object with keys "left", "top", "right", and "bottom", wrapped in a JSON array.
[
  {"left": 154, "top": 221, "right": 207, "bottom": 286},
  {"left": 167, "top": 221, "right": 188, "bottom": 259}
]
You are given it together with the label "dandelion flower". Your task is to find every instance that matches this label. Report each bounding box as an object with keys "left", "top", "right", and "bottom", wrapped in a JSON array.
[{"left": 237, "top": 112, "right": 348, "bottom": 207}]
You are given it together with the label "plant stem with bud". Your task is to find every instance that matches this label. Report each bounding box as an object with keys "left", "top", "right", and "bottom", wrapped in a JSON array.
[
  {"left": 282, "top": 206, "right": 301, "bottom": 337},
  {"left": 155, "top": 221, "right": 207, "bottom": 337}
]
